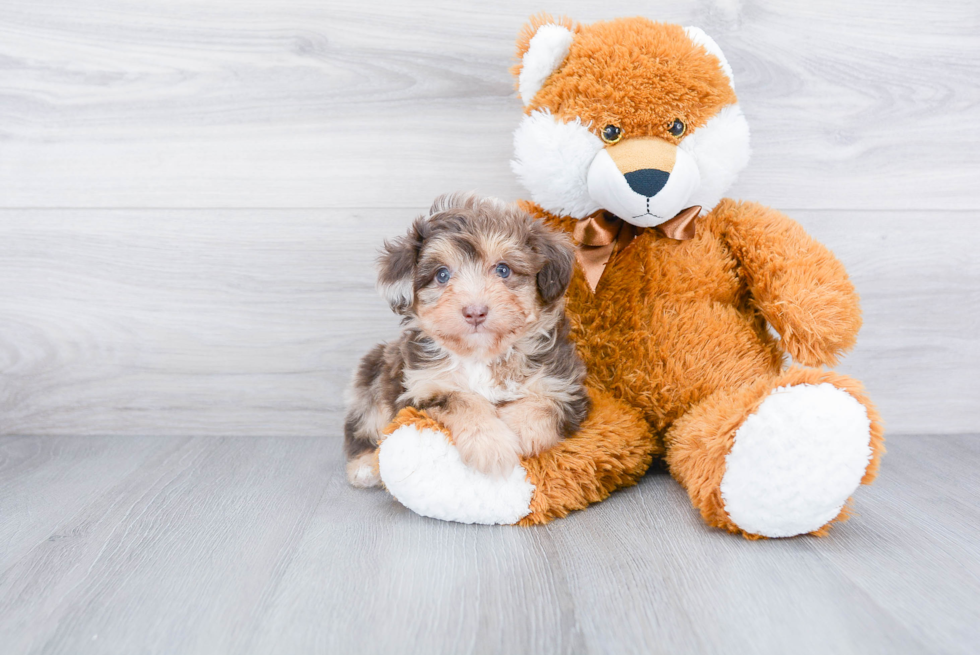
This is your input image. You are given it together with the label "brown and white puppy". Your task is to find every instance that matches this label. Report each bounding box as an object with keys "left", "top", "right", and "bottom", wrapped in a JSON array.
[{"left": 344, "top": 193, "right": 590, "bottom": 487}]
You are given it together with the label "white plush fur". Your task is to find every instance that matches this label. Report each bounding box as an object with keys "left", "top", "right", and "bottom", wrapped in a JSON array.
[
  {"left": 587, "top": 146, "right": 702, "bottom": 227},
  {"left": 684, "top": 27, "right": 735, "bottom": 89},
  {"left": 678, "top": 104, "right": 751, "bottom": 215},
  {"left": 511, "top": 110, "right": 604, "bottom": 219},
  {"left": 378, "top": 423, "right": 535, "bottom": 525},
  {"left": 720, "top": 383, "right": 874, "bottom": 538},
  {"left": 513, "top": 105, "right": 750, "bottom": 222},
  {"left": 518, "top": 24, "right": 575, "bottom": 105}
]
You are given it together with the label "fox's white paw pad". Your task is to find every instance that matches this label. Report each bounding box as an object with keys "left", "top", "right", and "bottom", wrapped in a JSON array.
[
  {"left": 720, "top": 383, "right": 873, "bottom": 537},
  {"left": 378, "top": 424, "right": 534, "bottom": 525}
]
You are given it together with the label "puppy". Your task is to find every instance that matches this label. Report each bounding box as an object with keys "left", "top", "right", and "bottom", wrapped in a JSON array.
[{"left": 344, "top": 193, "right": 590, "bottom": 487}]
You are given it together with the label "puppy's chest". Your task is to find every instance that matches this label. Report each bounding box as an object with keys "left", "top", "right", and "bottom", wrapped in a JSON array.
[{"left": 447, "top": 358, "right": 526, "bottom": 404}]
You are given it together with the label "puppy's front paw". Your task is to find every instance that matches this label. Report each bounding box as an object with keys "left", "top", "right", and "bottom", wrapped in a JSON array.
[
  {"left": 346, "top": 450, "right": 381, "bottom": 488},
  {"left": 497, "top": 401, "right": 563, "bottom": 457},
  {"left": 454, "top": 421, "right": 521, "bottom": 478}
]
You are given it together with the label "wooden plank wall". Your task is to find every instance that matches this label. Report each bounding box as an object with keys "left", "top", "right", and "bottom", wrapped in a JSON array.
[{"left": 1, "top": 0, "right": 977, "bottom": 436}]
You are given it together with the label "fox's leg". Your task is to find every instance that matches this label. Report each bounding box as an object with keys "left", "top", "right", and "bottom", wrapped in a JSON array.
[{"left": 664, "top": 367, "right": 884, "bottom": 538}]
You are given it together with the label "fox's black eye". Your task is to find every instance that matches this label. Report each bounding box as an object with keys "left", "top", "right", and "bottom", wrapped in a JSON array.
[
  {"left": 435, "top": 267, "right": 451, "bottom": 284},
  {"left": 495, "top": 262, "right": 511, "bottom": 279},
  {"left": 601, "top": 125, "right": 622, "bottom": 144},
  {"left": 668, "top": 119, "right": 686, "bottom": 137}
]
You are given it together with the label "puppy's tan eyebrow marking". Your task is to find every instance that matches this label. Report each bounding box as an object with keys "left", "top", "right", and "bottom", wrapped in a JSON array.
[
  {"left": 454, "top": 234, "right": 481, "bottom": 261},
  {"left": 420, "top": 237, "right": 465, "bottom": 268},
  {"left": 425, "top": 225, "right": 480, "bottom": 263},
  {"left": 476, "top": 233, "right": 536, "bottom": 276},
  {"left": 475, "top": 232, "right": 523, "bottom": 265}
]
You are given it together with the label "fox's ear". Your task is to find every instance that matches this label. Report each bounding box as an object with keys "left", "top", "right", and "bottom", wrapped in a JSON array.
[
  {"left": 511, "top": 14, "right": 578, "bottom": 106},
  {"left": 684, "top": 26, "right": 735, "bottom": 90}
]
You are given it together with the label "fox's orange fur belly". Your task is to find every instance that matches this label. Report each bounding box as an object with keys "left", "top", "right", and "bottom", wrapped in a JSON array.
[{"left": 564, "top": 228, "right": 784, "bottom": 437}]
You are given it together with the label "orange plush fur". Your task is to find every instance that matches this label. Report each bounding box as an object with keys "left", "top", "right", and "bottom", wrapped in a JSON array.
[
  {"left": 517, "top": 199, "right": 885, "bottom": 535},
  {"left": 514, "top": 17, "right": 736, "bottom": 142},
  {"left": 386, "top": 16, "right": 884, "bottom": 537}
]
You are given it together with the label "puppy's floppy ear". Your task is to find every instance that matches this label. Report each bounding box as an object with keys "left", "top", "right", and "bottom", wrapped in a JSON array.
[
  {"left": 377, "top": 218, "right": 425, "bottom": 314},
  {"left": 530, "top": 221, "right": 575, "bottom": 304}
]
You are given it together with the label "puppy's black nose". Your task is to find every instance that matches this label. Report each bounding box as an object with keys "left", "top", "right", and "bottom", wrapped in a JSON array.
[
  {"left": 624, "top": 168, "right": 670, "bottom": 197},
  {"left": 462, "top": 304, "right": 488, "bottom": 327}
]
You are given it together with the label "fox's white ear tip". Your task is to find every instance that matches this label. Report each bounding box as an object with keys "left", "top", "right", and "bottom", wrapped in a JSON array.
[
  {"left": 684, "top": 26, "right": 735, "bottom": 90},
  {"left": 519, "top": 24, "right": 575, "bottom": 106}
]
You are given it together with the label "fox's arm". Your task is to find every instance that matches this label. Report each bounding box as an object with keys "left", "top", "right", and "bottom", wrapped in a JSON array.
[{"left": 714, "top": 200, "right": 862, "bottom": 367}]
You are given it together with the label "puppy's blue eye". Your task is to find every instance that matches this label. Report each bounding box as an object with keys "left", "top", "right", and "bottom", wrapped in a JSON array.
[
  {"left": 435, "top": 267, "right": 451, "bottom": 284},
  {"left": 495, "top": 262, "right": 511, "bottom": 279}
]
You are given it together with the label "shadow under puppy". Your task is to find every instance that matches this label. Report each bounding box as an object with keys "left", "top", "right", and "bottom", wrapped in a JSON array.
[{"left": 345, "top": 193, "right": 590, "bottom": 487}]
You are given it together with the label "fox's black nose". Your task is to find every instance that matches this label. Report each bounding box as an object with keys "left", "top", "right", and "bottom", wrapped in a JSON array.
[{"left": 624, "top": 168, "right": 670, "bottom": 197}]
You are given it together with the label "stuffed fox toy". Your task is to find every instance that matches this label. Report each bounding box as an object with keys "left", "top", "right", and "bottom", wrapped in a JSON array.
[{"left": 375, "top": 15, "right": 885, "bottom": 538}]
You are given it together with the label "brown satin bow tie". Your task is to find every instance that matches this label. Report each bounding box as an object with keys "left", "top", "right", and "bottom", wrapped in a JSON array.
[{"left": 572, "top": 206, "right": 701, "bottom": 292}]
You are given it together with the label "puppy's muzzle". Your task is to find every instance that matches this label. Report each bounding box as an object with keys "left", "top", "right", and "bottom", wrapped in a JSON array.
[
  {"left": 587, "top": 136, "right": 700, "bottom": 228},
  {"left": 462, "top": 304, "right": 489, "bottom": 327}
]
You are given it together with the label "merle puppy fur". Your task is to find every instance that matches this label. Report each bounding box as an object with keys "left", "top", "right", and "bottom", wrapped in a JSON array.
[{"left": 344, "top": 193, "right": 590, "bottom": 487}]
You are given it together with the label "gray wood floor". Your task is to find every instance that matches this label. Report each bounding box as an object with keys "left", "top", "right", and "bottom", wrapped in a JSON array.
[{"left": 1, "top": 433, "right": 977, "bottom": 655}]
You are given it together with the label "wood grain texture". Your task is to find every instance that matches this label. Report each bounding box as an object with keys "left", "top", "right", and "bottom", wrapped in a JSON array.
[
  {"left": 0, "top": 208, "right": 401, "bottom": 437},
  {"left": 0, "top": 1, "right": 977, "bottom": 434},
  {"left": 0, "top": 0, "right": 977, "bottom": 209},
  {"left": 1, "top": 208, "right": 977, "bottom": 436},
  {"left": 0, "top": 434, "right": 977, "bottom": 655}
]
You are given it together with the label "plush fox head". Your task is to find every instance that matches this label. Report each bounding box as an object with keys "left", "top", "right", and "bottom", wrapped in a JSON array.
[{"left": 511, "top": 15, "right": 751, "bottom": 227}]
